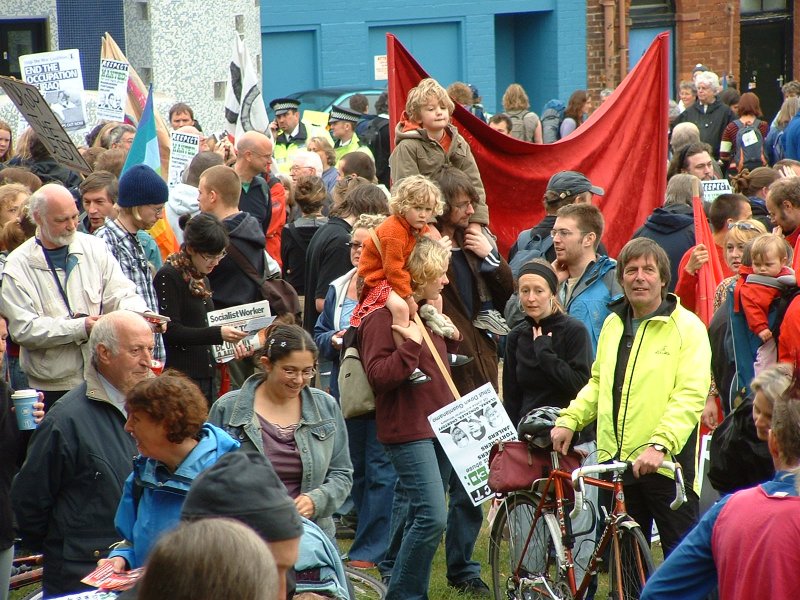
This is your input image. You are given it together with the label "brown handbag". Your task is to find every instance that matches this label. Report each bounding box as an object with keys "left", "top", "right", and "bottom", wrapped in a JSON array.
[{"left": 487, "top": 441, "right": 582, "bottom": 494}]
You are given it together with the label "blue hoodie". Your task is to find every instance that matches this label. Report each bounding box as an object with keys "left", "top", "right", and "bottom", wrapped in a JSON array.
[{"left": 109, "top": 423, "right": 239, "bottom": 568}]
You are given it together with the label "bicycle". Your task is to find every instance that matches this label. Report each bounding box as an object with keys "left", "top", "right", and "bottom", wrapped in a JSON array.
[
  {"left": 344, "top": 565, "right": 388, "bottom": 599},
  {"left": 488, "top": 450, "right": 687, "bottom": 600}
]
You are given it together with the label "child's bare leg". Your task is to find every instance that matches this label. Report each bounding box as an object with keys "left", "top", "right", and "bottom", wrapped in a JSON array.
[{"left": 386, "top": 290, "right": 410, "bottom": 348}]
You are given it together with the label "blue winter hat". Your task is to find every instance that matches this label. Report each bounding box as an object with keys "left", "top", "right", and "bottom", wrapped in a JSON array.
[{"left": 117, "top": 164, "right": 168, "bottom": 208}]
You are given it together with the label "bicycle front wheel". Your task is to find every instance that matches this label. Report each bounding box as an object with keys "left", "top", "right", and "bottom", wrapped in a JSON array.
[
  {"left": 344, "top": 565, "right": 387, "bottom": 600},
  {"left": 488, "top": 491, "right": 566, "bottom": 600},
  {"left": 608, "top": 521, "right": 655, "bottom": 600}
]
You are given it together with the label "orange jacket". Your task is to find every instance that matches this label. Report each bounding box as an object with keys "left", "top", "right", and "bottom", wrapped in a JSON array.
[{"left": 358, "top": 215, "right": 427, "bottom": 298}]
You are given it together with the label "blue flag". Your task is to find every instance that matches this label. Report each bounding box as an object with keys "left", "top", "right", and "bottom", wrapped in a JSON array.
[{"left": 122, "top": 84, "right": 161, "bottom": 175}]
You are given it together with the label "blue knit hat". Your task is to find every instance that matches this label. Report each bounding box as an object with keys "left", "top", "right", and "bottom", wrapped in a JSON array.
[{"left": 117, "top": 164, "right": 169, "bottom": 208}]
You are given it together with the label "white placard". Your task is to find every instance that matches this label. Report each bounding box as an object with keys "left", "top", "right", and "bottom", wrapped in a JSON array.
[
  {"left": 168, "top": 131, "right": 201, "bottom": 189},
  {"left": 701, "top": 179, "right": 732, "bottom": 203},
  {"left": 96, "top": 59, "right": 129, "bottom": 122},
  {"left": 19, "top": 49, "right": 87, "bottom": 131},
  {"left": 374, "top": 55, "right": 388, "bottom": 81},
  {"left": 428, "top": 383, "right": 516, "bottom": 506},
  {"left": 206, "top": 300, "right": 274, "bottom": 363}
]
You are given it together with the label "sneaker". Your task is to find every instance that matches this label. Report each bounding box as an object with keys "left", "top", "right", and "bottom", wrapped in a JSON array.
[
  {"left": 448, "top": 577, "right": 492, "bottom": 597},
  {"left": 472, "top": 309, "right": 511, "bottom": 335},
  {"left": 449, "top": 353, "right": 474, "bottom": 367},
  {"left": 408, "top": 368, "right": 431, "bottom": 385},
  {"left": 348, "top": 560, "right": 377, "bottom": 570}
]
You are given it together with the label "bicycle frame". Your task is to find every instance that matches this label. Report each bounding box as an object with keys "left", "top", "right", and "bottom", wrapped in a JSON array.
[{"left": 509, "top": 452, "right": 685, "bottom": 600}]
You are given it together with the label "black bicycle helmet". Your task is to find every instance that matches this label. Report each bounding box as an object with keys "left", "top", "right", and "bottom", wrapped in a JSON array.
[{"left": 517, "top": 406, "right": 562, "bottom": 448}]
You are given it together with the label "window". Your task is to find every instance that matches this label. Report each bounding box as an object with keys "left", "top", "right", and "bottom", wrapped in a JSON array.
[{"left": 741, "top": 0, "right": 789, "bottom": 13}]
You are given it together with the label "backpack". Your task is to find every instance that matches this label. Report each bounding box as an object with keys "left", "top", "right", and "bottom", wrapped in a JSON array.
[
  {"left": 508, "top": 229, "right": 555, "bottom": 279},
  {"left": 360, "top": 115, "right": 389, "bottom": 156},
  {"left": 773, "top": 128, "right": 787, "bottom": 163},
  {"left": 506, "top": 110, "right": 536, "bottom": 142},
  {"left": 732, "top": 118, "right": 767, "bottom": 172},
  {"left": 541, "top": 99, "right": 566, "bottom": 143},
  {"left": 361, "top": 116, "right": 390, "bottom": 185}
]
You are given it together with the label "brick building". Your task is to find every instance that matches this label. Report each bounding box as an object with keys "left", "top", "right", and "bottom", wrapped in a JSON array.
[{"left": 585, "top": 0, "right": 795, "bottom": 119}]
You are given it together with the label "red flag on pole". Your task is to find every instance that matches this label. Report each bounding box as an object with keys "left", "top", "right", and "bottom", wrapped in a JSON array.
[
  {"left": 387, "top": 32, "right": 671, "bottom": 257},
  {"left": 692, "top": 185, "right": 725, "bottom": 326}
]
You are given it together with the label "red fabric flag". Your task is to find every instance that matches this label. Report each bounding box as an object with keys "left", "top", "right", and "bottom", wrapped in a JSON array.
[
  {"left": 387, "top": 33, "right": 670, "bottom": 258},
  {"left": 794, "top": 233, "right": 800, "bottom": 273},
  {"left": 692, "top": 194, "right": 725, "bottom": 326}
]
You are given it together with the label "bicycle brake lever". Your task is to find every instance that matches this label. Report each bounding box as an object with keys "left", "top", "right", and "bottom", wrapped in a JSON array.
[{"left": 670, "top": 462, "right": 687, "bottom": 510}]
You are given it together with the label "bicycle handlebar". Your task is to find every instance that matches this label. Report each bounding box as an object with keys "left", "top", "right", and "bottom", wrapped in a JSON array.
[{"left": 568, "top": 459, "right": 686, "bottom": 520}]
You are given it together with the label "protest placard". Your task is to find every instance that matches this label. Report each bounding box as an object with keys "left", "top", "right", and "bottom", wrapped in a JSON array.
[
  {"left": 428, "top": 383, "right": 517, "bottom": 506},
  {"left": 206, "top": 300, "right": 274, "bottom": 363},
  {"left": 701, "top": 179, "right": 733, "bottom": 203},
  {"left": 168, "top": 131, "right": 201, "bottom": 189},
  {"left": 0, "top": 75, "right": 90, "bottom": 174},
  {"left": 96, "top": 59, "right": 129, "bottom": 122},
  {"left": 20, "top": 49, "right": 87, "bottom": 131}
]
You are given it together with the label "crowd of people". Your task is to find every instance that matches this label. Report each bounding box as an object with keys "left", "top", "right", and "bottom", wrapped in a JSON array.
[{"left": 0, "top": 62, "right": 799, "bottom": 600}]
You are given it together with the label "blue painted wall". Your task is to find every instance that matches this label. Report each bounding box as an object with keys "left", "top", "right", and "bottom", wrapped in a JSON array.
[{"left": 260, "top": 0, "right": 588, "bottom": 115}]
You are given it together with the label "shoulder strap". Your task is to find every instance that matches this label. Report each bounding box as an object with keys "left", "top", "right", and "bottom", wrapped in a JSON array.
[
  {"left": 368, "top": 227, "right": 382, "bottom": 257},
  {"left": 226, "top": 243, "right": 266, "bottom": 285},
  {"left": 413, "top": 313, "right": 460, "bottom": 400}
]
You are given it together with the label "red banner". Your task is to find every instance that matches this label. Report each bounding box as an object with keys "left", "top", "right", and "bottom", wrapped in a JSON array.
[{"left": 387, "top": 33, "right": 670, "bottom": 258}]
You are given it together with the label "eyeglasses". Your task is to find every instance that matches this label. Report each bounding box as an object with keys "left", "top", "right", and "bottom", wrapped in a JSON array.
[
  {"left": 200, "top": 249, "right": 227, "bottom": 262},
  {"left": 281, "top": 367, "right": 316, "bottom": 380},
  {"left": 452, "top": 200, "right": 474, "bottom": 211},
  {"left": 550, "top": 229, "right": 589, "bottom": 239},
  {"left": 347, "top": 241, "right": 363, "bottom": 249},
  {"left": 728, "top": 221, "right": 760, "bottom": 231},
  {"left": 290, "top": 165, "right": 312, "bottom": 173}
]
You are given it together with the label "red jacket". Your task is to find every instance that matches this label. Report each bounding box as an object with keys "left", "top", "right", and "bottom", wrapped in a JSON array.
[
  {"left": 739, "top": 265, "right": 793, "bottom": 335},
  {"left": 358, "top": 307, "right": 458, "bottom": 444},
  {"left": 266, "top": 177, "right": 286, "bottom": 267}
]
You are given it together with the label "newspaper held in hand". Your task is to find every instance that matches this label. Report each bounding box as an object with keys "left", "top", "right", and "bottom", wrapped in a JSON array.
[
  {"left": 206, "top": 300, "right": 274, "bottom": 363},
  {"left": 81, "top": 562, "right": 144, "bottom": 591},
  {"left": 428, "top": 382, "right": 517, "bottom": 506}
]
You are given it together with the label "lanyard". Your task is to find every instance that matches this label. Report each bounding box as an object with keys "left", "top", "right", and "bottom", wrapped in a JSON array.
[{"left": 35, "top": 238, "right": 74, "bottom": 318}]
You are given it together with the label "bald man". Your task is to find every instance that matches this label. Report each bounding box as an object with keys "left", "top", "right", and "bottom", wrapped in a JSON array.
[
  {"left": 0, "top": 184, "right": 149, "bottom": 406},
  {"left": 233, "top": 131, "right": 273, "bottom": 234}
]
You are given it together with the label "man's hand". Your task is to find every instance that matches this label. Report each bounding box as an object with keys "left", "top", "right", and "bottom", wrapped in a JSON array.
[
  {"left": 97, "top": 556, "right": 127, "bottom": 573},
  {"left": 551, "top": 426, "right": 574, "bottom": 455},
  {"left": 685, "top": 244, "right": 709, "bottom": 276},
  {"left": 463, "top": 230, "right": 492, "bottom": 259},
  {"left": 758, "top": 328, "right": 773, "bottom": 342},
  {"left": 632, "top": 446, "right": 666, "bottom": 478},
  {"left": 701, "top": 395, "right": 720, "bottom": 430},
  {"left": 551, "top": 259, "right": 569, "bottom": 284},
  {"left": 84, "top": 315, "right": 100, "bottom": 334},
  {"left": 294, "top": 494, "right": 316, "bottom": 519}
]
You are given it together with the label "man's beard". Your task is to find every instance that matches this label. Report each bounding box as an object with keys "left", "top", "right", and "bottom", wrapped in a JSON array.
[{"left": 41, "top": 223, "right": 75, "bottom": 247}]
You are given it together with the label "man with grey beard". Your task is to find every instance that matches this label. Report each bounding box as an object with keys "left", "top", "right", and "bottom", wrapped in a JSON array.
[{"left": 0, "top": 183, "right": 150, "bottom": 408}]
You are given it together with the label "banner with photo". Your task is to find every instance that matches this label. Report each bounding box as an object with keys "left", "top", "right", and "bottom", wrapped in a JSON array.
[
  {"left": 19, "top": 49, "right": 87, "bottom": 131},
  {"left": 428, "top": 383, "right": 516, "bottom": 506},
  {"left": 96, "top": 59, "right": 129, "bottom": 122}
]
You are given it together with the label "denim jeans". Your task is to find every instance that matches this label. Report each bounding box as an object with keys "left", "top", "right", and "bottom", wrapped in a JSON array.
[
  {"left": 346, "top": 419, "right": 397, "bottom": 563},
  {"left": 383, "top": 438, "right": 451, "bottom": 600},
  {"left": 445, "top": 469, "right": 483, "bottom": 583}
]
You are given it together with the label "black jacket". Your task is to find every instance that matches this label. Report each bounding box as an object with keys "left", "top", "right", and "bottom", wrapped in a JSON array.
[
  {"left": 632, "top": 203, "right": 695, "bottom": 292},
  {"left": 11, "top": 378, "right": 136, "bottom": 597},
  {"left": 238, "top": 175, "right": 272, "bottom": 234},
  {"left": 281, "top": 217, "right": 328, "bottom": 295},
  {"left": 0, "top": 380, "right": 19, "bottom": 551},
  {"left": 209, "top": 211, "right": 267, "bottom": 309},
  {"left": 155, "top": 263, "right": 224, "bottom": 380},
  {"left": 508, "top": 214, "right": 608, "bottom": 265},
  {"left": 302, "top": 217, "right": 353, "bottom": 334},
  {"left": 674, "top": 99, "right": 734, "bottom": 160},
  {"left": 503, "top": 311, "right": 593, "bottom": 427}
]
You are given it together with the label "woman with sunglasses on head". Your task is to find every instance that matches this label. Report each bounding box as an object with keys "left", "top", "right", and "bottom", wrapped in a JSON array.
[
  {"left": 209, "top": 323, "right": 353, "bottom": 542},
  {"left": 155, "top": 213, "right": 247, "bottom": 406}
]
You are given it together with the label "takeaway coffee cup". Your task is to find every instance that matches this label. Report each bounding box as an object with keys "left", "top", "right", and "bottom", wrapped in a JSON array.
[{"left": 11, "top": 389, "right": 38, "bottom": 431}]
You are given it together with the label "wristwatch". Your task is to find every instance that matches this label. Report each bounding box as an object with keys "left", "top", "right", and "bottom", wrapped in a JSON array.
[{"left": 651, "top": 443, "right": 668, "bottom": 454}]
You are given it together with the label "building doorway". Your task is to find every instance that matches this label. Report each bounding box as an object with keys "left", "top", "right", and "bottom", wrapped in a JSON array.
[
  {"left": 740, "top": 3, "right": 793, "bottom": 119},
  {"left": 0, "top": 19, "right": 47, "bottom": 79}
]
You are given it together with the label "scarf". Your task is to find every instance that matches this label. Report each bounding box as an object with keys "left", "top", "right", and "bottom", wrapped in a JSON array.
[{"left": 166, "top": 250, "right": 211, "bottom": 299}]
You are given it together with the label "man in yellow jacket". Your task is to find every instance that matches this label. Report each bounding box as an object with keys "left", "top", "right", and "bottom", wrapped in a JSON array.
[{"left": 552, "top": 237, "right": 711, "bottom": 557}]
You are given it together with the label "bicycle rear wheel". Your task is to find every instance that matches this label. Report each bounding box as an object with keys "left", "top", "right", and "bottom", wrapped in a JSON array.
[
  {"left": 488, "top": 491, "right": 568, "bottom": 600},
  {"left": 608, "top": 521, "right": 655, "bottom": 600}
]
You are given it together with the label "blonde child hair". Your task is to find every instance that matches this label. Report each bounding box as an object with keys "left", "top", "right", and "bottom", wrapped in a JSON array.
[
  {"left": 405, "top": 78, "right": 455, "bottom": 123},
  {"left": 388, "top": 174, "right": 445, "bottom": 218},
  {"left": 750, "top": 233, "right": 789, "bottom": 265}
]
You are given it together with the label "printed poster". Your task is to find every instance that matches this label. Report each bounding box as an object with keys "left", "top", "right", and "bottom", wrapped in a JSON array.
[
  {"left": 96, "top": 59, "right": 129, "bottom": 122},
  {"left": 19, "top": 49, "right": 87, "bottom": 131},
  {"left": 206, "top": 300, "right": 274, "bottom": 363},
  {"left": 701, "top": 179, "right": 733, "bottom": 204},
  {"left": 428, "top": 383, "right": 516, "bottom": 506},
  {"left": 168, "top": 131, "right": 201, "bottom": 189}
]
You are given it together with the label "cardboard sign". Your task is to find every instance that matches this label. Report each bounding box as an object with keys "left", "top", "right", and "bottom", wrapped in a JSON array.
[
  {"left": 0, "top": 75, "right": 90, "bottom": 174},
  {"left": 428, "top": 383, "right": 516, "bottom": 505},
  {"left": 702, "top": 179, "right": 733, "bottom": 203}
]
